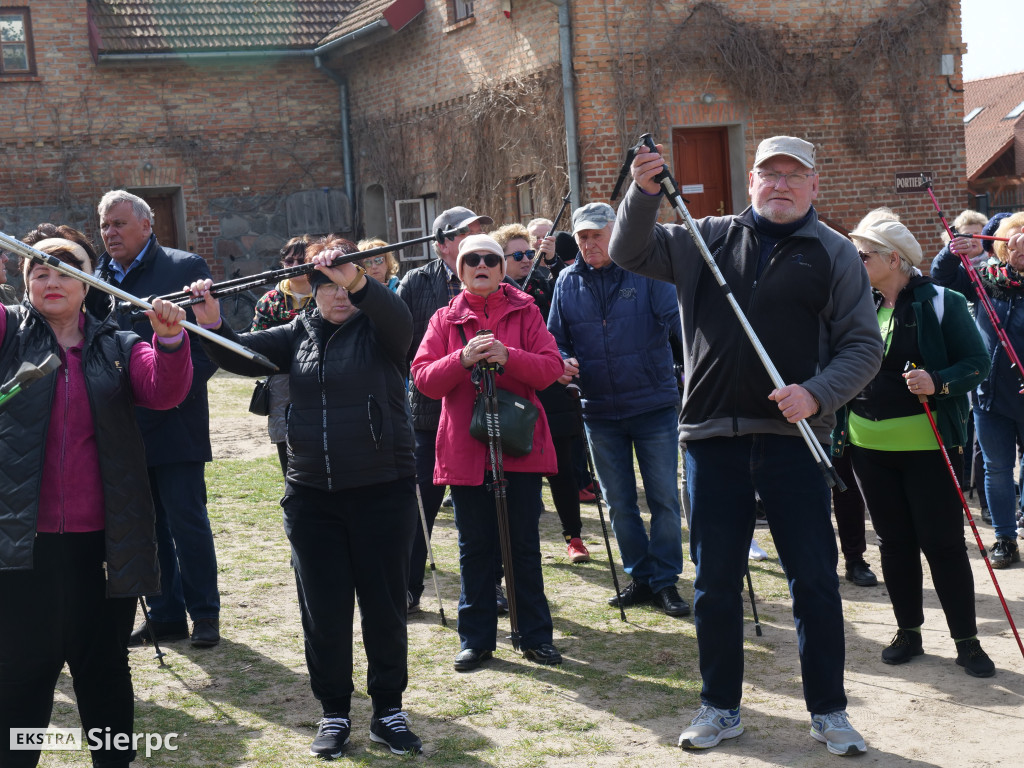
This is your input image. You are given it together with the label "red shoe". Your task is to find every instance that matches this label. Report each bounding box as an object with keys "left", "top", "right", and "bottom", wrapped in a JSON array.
[
  {"left": 567, "top": 537, "right": 591, "bottom": 563},
  {"left": 578, "top": 487, "right": 597, "bottom": 502}
]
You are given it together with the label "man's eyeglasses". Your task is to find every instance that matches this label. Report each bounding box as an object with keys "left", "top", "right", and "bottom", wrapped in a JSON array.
[
  {"left": 756, "top": 170, "right": 815, "bottom": 189},
  {"left": 361, "top": 255, "right": 386, "bottom": 267},
  {"left": 506, "top": 250, "right": 535, "bottom": 262},
  {"left": 463, "top": 253, "right": 502, "bottom": 268}
]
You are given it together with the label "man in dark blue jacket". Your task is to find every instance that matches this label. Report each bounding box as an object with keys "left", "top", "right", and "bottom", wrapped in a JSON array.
[
  {"left": 548, "top": 202, "right": 688, "bottom": 618},
  {"left": 92, "top": 190, "right": 221, "bottom": 648}
]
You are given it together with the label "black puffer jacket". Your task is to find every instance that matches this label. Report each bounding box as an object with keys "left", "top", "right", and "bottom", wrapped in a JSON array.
[
  {"left": 397, "top": 259, "right": 453, "bottom": 431},
  {"left": 0, "top": 305, "right": 160, "bottom": 597},
  {"left": 200, "top": 277, "right": 416, "bottom": 491}
]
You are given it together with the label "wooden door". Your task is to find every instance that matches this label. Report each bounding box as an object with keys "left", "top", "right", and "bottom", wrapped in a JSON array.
[
  {"left": 672, "top": 128, "right": 732, "bottom": 219},
  {"left": 145, "top": 195, "right": 178, "bottom": 250}
]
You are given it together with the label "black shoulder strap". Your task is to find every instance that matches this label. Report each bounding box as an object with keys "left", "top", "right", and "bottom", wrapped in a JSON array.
[{"left": 0, "top": 306, "right": 20, "bottom": 379}]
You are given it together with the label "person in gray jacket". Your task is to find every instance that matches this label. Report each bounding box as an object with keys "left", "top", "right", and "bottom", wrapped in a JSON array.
[{"left": 612, "top": 136, "right": 882, "bottom": 756}]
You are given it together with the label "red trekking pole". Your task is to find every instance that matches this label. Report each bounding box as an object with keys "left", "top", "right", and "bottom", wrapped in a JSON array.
[
  {"left": 924, "top": 182, "right": 1024, "bottom": 393},
  {"left": 907, "top": 364, "right": 1024, "bottom": 661}
]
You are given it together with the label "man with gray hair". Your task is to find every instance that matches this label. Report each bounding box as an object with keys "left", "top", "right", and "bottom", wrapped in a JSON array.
[
  {"left": 91, "top": 190, "right": 222, "bottom": 649},
  {"left": 548, "top": 202, "right": 688, "bottom": 618},
  {"left": 613, "top": 136, "right": 881, "bottom": 755}
]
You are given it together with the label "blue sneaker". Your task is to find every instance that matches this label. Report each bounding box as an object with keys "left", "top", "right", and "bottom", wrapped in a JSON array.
[
  {"left": 678, "top": 704, "right": 743, "bottom": 749},
  {"left": 810, "top": 710, "right": 867, "bottom": 755}
]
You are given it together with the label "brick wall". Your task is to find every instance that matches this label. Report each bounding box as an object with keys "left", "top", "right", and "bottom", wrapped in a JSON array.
[
  {"left": 335, "top": 0, "right": 967, "bottom": 268},
  {"left": 0, "top": 0, "right": 345, "bottom": 283}
]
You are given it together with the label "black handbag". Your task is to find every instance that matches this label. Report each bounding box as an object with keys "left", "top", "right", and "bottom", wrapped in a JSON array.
[
  {"left": 469, "top": 387, "right": 539, "bottom": 457},
  {"left": 458, "top": 325, "right": 539, "bottom": 457},
  {"left": 248, "top": 377, "right": 271, "bottom": 416}
]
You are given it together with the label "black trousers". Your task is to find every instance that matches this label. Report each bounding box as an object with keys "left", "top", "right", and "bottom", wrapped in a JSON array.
[
  {"left": 831, "top": 451, "right": 867, "bottom": 564},
  {"left": 545, "top": 433, "right": 583, "bottom": 540},
  {"left": 850, "top": 446, "right": 978, "bottom": 639},
  {"left": 283, "top": 476, "right": 417, "bottom": 716},
  {"left": 0, "top": 532, "right": 137, "bottom": 768}
]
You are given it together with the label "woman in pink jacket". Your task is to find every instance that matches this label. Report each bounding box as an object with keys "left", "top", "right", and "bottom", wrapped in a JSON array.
[{"left": 412, "top": 234, "right": 564, "bottom": 672}]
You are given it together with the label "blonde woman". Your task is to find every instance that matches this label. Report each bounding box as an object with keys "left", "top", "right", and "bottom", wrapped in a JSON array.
[{"left": 358, "top": 238, "right": 400, "bottom": 291}]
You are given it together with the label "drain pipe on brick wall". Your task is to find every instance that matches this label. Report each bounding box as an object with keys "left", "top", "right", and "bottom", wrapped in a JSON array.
[
  {"left": 313, "top": 56, "right": 356, "bottom": 230},
  {"left": 549, "top": 0, "right": 580, "bottom": 211}
]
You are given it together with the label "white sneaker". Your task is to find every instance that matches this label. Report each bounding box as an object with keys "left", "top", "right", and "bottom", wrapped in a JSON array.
[
  {"left": 810, "top": 710, "right": 867, "bottom": 755},
  {"left": 678, "top": 704, "right": 743, "bottom": 749},
  {"left": 748, "top": 539, "right": 769, "bottom": 561}
]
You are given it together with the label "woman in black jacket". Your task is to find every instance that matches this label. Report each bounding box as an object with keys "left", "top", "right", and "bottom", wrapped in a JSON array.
[{"left": 188, "top": 238, "right": 421, "bottom": 758}]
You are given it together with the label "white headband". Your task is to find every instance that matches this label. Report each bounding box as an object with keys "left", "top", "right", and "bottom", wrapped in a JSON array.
[{"left": 24, "top": 237, "right": 93, "bottom": 282}]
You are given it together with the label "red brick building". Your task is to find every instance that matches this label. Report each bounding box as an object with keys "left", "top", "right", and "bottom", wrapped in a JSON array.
[{"left": 0, "top": 0, "right": 969, "bottom": 282}]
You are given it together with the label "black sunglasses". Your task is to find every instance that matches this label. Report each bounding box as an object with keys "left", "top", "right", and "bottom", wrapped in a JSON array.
[
  {"left": 506, "top": 249, "right": 535, "bottom": 262},
  {"left": 463, "top": 252, "right": 502, "bottom": 268}
]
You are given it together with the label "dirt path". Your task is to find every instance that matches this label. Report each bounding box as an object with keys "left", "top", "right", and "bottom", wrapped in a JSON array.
[{"left": 201, "top": 377, "right": 1023, "bottom": 767}]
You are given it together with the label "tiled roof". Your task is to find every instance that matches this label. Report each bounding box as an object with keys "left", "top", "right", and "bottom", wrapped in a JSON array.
[
  {"left": 964, "top": 71, "right": 1024, "bottom": 180},
  {"left": 91, "top": 1, "right": 359, "bottom": 53},
  {"left": 319, "top": 0, "right": 424, "bottom": 48}
]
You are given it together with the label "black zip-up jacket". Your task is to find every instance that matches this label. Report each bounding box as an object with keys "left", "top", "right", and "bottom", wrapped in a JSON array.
[
  {"left": 610, "top": 184, "right": 882, "bottom": 443},
  {"left": 200, "top": 277, "right": 415, "bottom": 491},
  {"left": 397, "top": 258, "right": 454, "bottom": 432},
  {"left": 0, "top": 305, "right": 160, "bottom": 597}
]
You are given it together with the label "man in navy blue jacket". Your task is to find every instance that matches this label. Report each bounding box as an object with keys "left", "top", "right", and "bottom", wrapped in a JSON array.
[
  {"left": 91, "top": 190, "right": 221, "bottom": 648},
  {"left": 548, "top": 202, "right": 688, "bottom": 617}
]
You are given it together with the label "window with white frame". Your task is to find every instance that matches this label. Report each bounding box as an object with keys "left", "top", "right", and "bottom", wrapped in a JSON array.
[
  {"left": 395, "top": 198, "right": 438, "bottom": 261},
  {"left": 0, "top": 8, "right": 35, "bottom": 75}
]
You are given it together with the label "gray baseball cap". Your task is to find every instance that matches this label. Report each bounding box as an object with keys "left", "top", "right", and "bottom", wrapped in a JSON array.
[
  {"left": 572, "top": 202, "right": 616, "bottom": 235},
  {"left": 753, "top": 136, "right": 816, "bottom": 169},
  {"left": 432, "top": 206, "right": 493, "bottom": 233}
]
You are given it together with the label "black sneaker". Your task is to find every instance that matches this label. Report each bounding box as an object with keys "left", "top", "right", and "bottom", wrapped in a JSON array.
[
  {"left": 190, "top": 618, "right": 220, "bottom": 648},
  {"left": 127, "top": 619, "right": 189, "bottom": 647},
  {"left": 522, "top": 642, "right": 562, "bottom": 665},
  {"left": 981, "top": 507, "right": 992, "bottom": 524},
  {"left": 955, "top": 637, "right": 996, "bottom": 678},
  {"left": 990, "top": 538, "right": 1020, "bottom": 569},
  {"left": 654, "top": 585, "right": 691, "bottom": 617},
  {"left": 845, "top": 560, "right": 878, "bottom": 587},
  {"left": 407, "top": 590, "right": 421, "bottom": 615},
  {"left": 881, "top": 629, "right": 923, "bottom": 665},
  {"left": 310, "top": 716, "right": 350, "bottom": 760},
  {"left": 369, "top": 708, "right": 422, "bottom": 754},
  {"left": 607, "top": 580, "right": 653, "bottom": 607}
]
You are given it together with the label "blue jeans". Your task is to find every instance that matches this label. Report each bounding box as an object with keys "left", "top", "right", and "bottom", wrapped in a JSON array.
[
  {"left": 974, "top": 408, "right": 1024, "bottom": 540},
  {"left": 585, "top": 406, "right": 682, "bottom": 593},
  {"left": 687, "top": 435, "right": 846, "bottom": 714},
  {"left": 451, "top": 473, "right": 553, "bottom": 651},
  {"left": 145, "top": 462, "right": 220, "bottom": 623}
]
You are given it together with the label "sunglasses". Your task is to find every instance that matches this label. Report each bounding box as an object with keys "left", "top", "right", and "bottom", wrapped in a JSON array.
[
  {"left": 463, "top": 252, "right": 502, "bottom": 268},
  {"left": 506, "top": 249, "right": 535, "bottom": 262},
  {"left": 361, "top": 255, "right": 386, "bottom": 267}
]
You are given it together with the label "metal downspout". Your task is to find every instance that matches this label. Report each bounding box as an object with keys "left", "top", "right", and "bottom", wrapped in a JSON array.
[
  {"left": 314, "top": 56, "right": 356, "bottom": 230},
  {"left": 554, "top": 0, "right": 581, "bottom": 210}
]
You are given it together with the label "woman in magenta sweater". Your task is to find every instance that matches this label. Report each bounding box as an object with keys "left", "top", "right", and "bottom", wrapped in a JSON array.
[{"left": 0, "top": 235, "right": 192, "bottom": 768}]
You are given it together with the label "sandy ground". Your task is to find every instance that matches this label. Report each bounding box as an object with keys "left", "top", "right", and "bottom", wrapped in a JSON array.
[{"left": 199, "top": 406, "right": 1024, "bottom": 767}]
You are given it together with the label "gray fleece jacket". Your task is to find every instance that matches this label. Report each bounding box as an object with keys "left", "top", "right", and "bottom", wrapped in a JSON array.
[{"left": 609, "top": 182, "right": 882, "bottom": 444}]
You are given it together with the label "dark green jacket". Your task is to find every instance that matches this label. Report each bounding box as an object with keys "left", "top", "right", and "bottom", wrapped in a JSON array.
[{"left": 832, "top": 277, "right": 989, "bottom": 455}]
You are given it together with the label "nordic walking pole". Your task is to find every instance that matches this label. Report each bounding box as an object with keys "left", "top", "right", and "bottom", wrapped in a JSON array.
[
  {"left": 906, "top": 363, "right": 1024, "bottom": 661},
  {"left": 475, "top": 350, "right": 521, "bottom": 650},
  {"left": 745, "top": 568, "right": 762, "bottom": 637},
  {"left": 923, "top": 182, "right": 1024, "bottom": 394},
  {"left": 415, "top": 485, "right": 447, "bottom": 626},
  {"left": 138, "top": 598, "right": 167, "bottom": 667},
  {"left": 567, "top": 382, "right": 627, "bottom": 621},
  {"left": 626, "top": 134, "right": 845, "bottom": 490}
]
